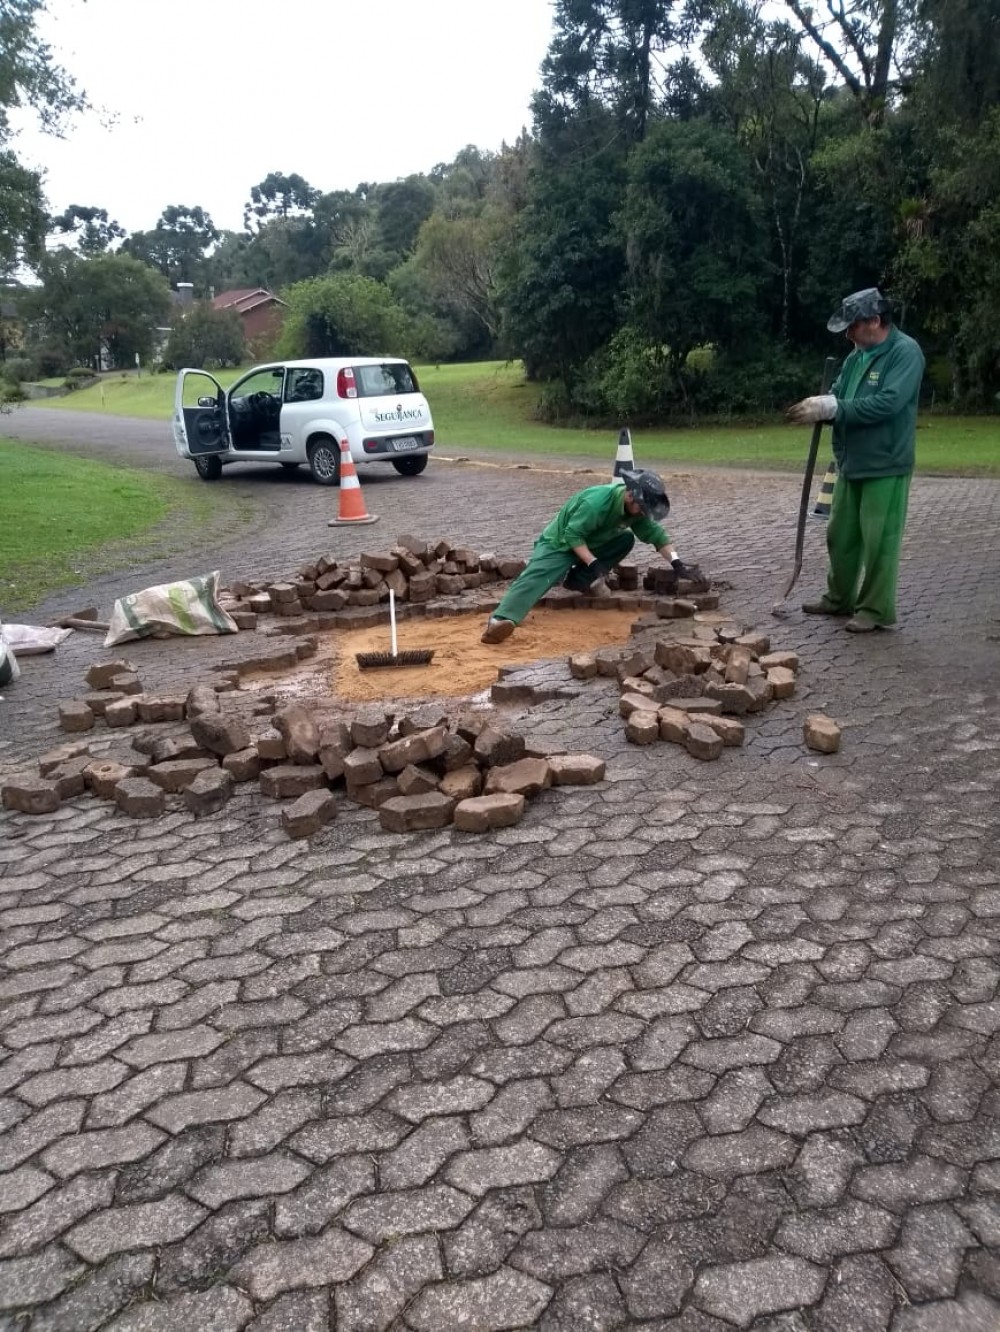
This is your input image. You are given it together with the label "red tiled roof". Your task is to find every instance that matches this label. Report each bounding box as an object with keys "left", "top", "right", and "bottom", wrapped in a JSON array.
[{"left": 211, "top": 288, "right": 287, "bottom": 313}]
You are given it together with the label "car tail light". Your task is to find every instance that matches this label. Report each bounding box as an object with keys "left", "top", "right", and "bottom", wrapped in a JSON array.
[
  {"left": 427, "top": 430, "right": 435, "bottom": 445},
  {"left": 337, "top": 367, "right": 357, "bottom": 399},
  {"left": 363, "top": 439, "right": 380, "bottom": 452}
]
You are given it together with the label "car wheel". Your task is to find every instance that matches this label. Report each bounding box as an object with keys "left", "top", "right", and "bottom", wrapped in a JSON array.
[
  {"left": 391, "top": 454, "right": 428, "bottom": 477},
  {"left": 193, "top": 455, "right": 223, "bottom": 481},
  {"left": 308, "top": 437, "right": 341, "bottom": 486}
]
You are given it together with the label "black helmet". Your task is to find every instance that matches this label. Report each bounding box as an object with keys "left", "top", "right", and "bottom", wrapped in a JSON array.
[
  {"left": 827, "top": 287, "right": 892, "bottom": 333},
  {"left": 620, "top": 469, "right": 670, "bottom": 521}
]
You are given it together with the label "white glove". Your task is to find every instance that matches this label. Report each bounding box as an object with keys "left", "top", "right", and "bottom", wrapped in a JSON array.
[{"left": 786, "top": 394, "right": 837, "bottom": 424}]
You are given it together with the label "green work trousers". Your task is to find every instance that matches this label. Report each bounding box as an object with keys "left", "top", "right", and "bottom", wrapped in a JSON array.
[
  {"left": 494, "top": 530, "right": 636, "bottom": 625},
  {"left": 824, "top": 473, "right": 911, "bottom": 625}
]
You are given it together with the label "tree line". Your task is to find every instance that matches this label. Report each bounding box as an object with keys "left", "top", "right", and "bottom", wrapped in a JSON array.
[{"left": 2, "top": 0, "right": 998, "bottom": 418}]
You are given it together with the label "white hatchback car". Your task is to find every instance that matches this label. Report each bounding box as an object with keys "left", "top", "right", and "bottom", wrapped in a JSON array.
[{"left": 172, "top": 357, "right": 435, "bottom": 485}]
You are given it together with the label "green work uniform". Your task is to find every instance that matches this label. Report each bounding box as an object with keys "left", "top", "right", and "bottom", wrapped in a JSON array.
[
  {"left": 493, "top": 483, "right": 670, "bottom": 626},
  {"left": 819, "top": 326, "right": 924, "bottom": 626}
]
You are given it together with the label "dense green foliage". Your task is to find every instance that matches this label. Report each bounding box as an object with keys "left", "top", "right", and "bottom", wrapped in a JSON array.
[
  {"left": 160, "top": 302, "right": 245, "bottom": 370},
  {"left": 5, "top": 0, "right": 1000, "bottom": 418}
]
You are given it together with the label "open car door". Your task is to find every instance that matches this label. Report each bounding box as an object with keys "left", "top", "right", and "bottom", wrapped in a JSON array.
[{"left": 173, "top": 369, "right": 231, "bottom": 459}]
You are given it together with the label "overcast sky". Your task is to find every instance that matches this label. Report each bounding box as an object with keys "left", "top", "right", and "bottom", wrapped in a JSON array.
[{"left": 13, "top": 0, "right": 556, "bottom": 236}]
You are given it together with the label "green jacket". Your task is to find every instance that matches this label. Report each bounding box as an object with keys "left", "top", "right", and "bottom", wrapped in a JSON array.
[
  {"left": 831, "top": 326, "right": 925, "bottom": 479},
  {"left": 541, "top": 482, "right": 670, "bottom": 552}
]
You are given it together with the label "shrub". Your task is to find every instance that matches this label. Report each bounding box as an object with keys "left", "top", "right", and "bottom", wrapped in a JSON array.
[
  {"left": 63, "top": 366, "right": 97, "bottom": 393},
  {"left": 2, "top": 355, "right": 38, "bottom": 384},
  {"left": 161, "top": 304, "right": 246, "bottom": 370}
]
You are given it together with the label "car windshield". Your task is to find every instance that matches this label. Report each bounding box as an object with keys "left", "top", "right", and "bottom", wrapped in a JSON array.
[{"left": 353, "top": 363, "right": 419, "bottom": 397}]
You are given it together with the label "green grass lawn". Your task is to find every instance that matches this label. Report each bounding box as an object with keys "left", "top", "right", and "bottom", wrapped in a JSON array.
[
  {"left": 26, "top": 360, "right": 1000, "bottom": 474},
  {"left": 0, "top": 439, "right": 255, "bottom": 612}
]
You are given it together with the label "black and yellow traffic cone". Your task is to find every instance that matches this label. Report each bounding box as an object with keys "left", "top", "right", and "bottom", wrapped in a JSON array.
[
  {"left": 813, "top": 462, "right": 837, "bottom": 517},
  {"left": 614, "top": 428, "right": 635, "bottom": 477}
]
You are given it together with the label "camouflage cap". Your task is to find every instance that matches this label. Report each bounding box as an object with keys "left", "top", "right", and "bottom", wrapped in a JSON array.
[
  {"left": 620, "top": 469, "right": 670, "bottom": 522},
  {"left": 827, "top": 287, "right": 891, "bottom": 333}
]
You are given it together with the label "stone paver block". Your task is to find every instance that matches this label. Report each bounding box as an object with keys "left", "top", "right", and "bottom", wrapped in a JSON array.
[
  {"left": 2, "top": 777, "right": 61, "bottom": 814},
  {"left": 66, "top": 1196, "right": 207, "bottom": 1261},
  {"left": 187, "top": 1154, "right": 311, "bottom": 1207},
  {"left": 281, "top": 788, "right": 337, "bottom": 838},
  {"left": 694, "top": 1255, "right": 827, "bottom": 1327},
  {"left": 189, "top": 712, "right": 251, "bottom": 756},
  {"left": 379, "top": 792, "right": 456, "bottom": 832},
  {"left": 547, "top": 753, "right": 605, "bottom": 785},
  {"left": 538, "top": 1273, "right": 627, "bottom": 1331},
  {"left": 885, "top": 1203, "right": 976, "bottom": 1301},
  {"left": 183, "top": 765, "right": 233, "bottom": 815},
  {"left": 114, "top": 777, "right": 166, "bottom": 818},
  {"left": 386, "top": 1070, "right": 495, "bottom": 1124},
  {"left": 620, "top": 1233, "right": 696, "bottom": 1318},
  {"left": 100, "top": 1284, "right": 254, "bottom": 1330},
  {"left": 273, "top": 1157, "right": 374, "bottom": 1238},
  {"left": 407, "top": 1265, "right": 552, "bottom": 1331},
  {"left": 335, "top": 1233, "right": 443, "bottom": 1332},
  {"left": 343, "top": 1185, "right": 475, "bottom": 1241},
  {"left": 41, "top": 1121, "right": 165, "bottom": 1177},
  {"left": 0, "top": 1248, "right": 84, "bottom": 1310},
  {"left": 776, "top": 1198, "right": 899, "bottom": 1263},
  {"left": 230, "top": 1228, "right": 371, "bottom": 1303},
  {"left": 809, "top": 1253, "right": 896, "bottom": 1332},
  {"left": 57, "top": 700, "right": 94, "bottom": 733},
  {"left": 27, "top": 1251, "right": 155, "bottom": 1330},
  {"left": 259, "top": 764, "right": 327, "bottom": 798},
  {"left": 852, "top": 1156, "right": 966, "bottom": 1212},
  {"left": 804, "top": 713, "right": 842, "bottom": 753},
  {"left": 0, "top": 1165, "right": 54, "bottom": 1215},
  {"left": 445, "top": 1141, "right": 561, "bottom": 1195},
  {"left": 146, "top": 1083, "right": 266, "bottom": 1133},
  {"left": 146, "top": 758, "right": 218, "bottom": 792},
  {"left": 683, "top": 1125, "right": 798, "bottom": 1178},
  {"left": 455, "top": 793, "right": 526, "bottom": 832}
]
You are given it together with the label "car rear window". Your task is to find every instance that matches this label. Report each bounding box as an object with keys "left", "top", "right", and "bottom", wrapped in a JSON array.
[{"left": 353, "top": 363, "right": 420, "bottom": 397}]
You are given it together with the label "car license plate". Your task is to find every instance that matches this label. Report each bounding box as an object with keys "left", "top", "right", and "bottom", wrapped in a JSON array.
[{"left": 391, "top": 437, "right": 419, "bottom": 451}]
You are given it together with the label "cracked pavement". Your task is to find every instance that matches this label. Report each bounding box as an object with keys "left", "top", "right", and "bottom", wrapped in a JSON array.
[{"left": 1, "top": 411, "right": 1000, "bottom": 1330}]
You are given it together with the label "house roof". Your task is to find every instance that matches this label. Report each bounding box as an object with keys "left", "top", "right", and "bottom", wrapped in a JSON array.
[{"left": 211, "top": 288, "right": 287, "bottom": 314}]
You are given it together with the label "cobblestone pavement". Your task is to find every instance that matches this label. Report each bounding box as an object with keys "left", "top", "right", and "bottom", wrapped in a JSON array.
[{"left": 2, "top": 411, "right": 1000, "bottom": 1330}]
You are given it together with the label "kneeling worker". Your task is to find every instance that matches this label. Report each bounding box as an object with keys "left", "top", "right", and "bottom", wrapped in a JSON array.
[{"left": 482, "top": 469, "right": 699, "bottom": 644}]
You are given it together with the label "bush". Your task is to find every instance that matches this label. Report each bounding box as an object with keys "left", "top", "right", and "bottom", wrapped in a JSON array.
[
  {"left": 541, "top": 330, "right": 822, "bottom": 424},
  {"left": 32, "top": 346, "right": 71, "bottom": 378},
  {"left": 62, "top": 366, "right": 98, "bottom": 393},
  {"left": 0, "top": 379, "right": 26, "bottom": 403},
  {"left": 2, "top": 355, "right": 38, "bottom": 384},
  {"left": 160, "top": 305, "right": 246, "bottom": 371}
]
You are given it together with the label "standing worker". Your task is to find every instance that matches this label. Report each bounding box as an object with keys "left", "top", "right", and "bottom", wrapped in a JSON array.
[
  {"left": 787, "top": 287, "right": 925, "bottom": 633},
  {"left": 481, "top": 470, "right": 700, "bottom": 644}
]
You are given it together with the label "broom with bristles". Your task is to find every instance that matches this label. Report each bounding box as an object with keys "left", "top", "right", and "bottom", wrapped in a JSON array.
[{"left": 356, "top": 590, "right": 435, "bottom": 670}]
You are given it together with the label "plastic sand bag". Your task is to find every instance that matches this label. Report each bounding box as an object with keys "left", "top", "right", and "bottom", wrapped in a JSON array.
[
  {"left": 104, "top": 570, "right": 238, "bottom": 647},
  {"left": 0, "top": 620, "right": 21, "bottom": 686},
  {"left": 1, "top": 624, "right": 72, "bottom": 655}
]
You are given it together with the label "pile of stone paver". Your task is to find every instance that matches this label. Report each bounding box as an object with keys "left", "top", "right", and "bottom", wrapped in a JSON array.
[
  {"left": 222, "top": 535, "right": 528, "bottom": 620},
  {"left": 568, "top": 622, "right": 840, "bottom": 760},
  {"left": 1, "top": 663, "right": 607, "bottom": 838}
]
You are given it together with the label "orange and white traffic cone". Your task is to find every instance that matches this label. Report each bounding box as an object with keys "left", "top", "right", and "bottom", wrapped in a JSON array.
[{"left": 328, "top": 439, "right": 379, "bottom": 526}]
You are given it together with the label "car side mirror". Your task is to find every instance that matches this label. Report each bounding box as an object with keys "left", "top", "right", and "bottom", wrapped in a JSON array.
[{"left": 197, "top": 395, "right": 217, "bottom": 408}]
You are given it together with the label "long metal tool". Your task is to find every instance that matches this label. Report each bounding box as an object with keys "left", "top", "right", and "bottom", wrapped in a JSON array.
[{"left": 771, "top": 356, "right": 838, "bottom": 617}]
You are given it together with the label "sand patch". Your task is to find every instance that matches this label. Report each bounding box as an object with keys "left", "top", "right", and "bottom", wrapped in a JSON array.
[{"left": 241, "top": 608, "right": 639, "bottom": 705}]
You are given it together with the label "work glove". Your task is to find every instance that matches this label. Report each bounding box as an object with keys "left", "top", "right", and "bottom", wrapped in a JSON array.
[
  {"left": 671, "top": 558, "right": 701, "bottom": 581},
  {"left": 786, "top": 394, "right": 838, "bottom": 425},
  {"left": 582, "top": 559, "right": 610, "bottom": 585}
]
